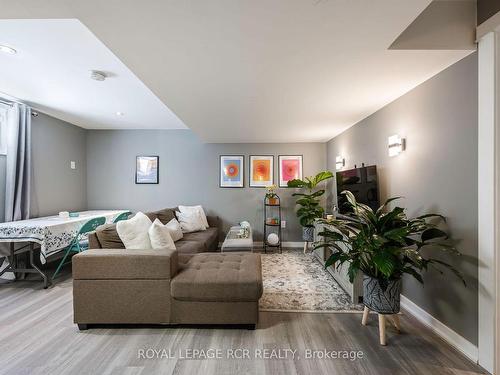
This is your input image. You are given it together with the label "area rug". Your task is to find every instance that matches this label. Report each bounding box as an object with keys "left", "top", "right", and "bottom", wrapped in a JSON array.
[{"left": 259, "top": 248, "right": 363, "bottom": 312}]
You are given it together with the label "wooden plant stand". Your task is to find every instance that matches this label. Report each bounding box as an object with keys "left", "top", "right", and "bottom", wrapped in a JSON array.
[{"left": 362, "top": 306, "right": 401, "bottom": 345}]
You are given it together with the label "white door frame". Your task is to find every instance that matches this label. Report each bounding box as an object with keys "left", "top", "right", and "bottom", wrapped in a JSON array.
[{"left": 478, "top": 30, "right": 499, "bottom": 375}]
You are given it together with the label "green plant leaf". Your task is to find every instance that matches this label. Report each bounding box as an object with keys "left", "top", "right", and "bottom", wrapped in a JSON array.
[
  {"left": 287, "top": 179, "right": 307, "bottom": 188},
  {"left": 347, "top": 261, "right": 360, "bottom": 283},
  {"left": 312, "top": 171, "right": 334, "bottom": 186},
  {"left": 309, "top": 189, "right": 325, "bottom": 198},
  {"left": 325, "top": 252, "right": 344, "bottom": 268},
  {"left": 342, "top": 190, "right": 357, "bottom": 207},
  {"left": 372, "top": 252, "right": 397, "bottom": 278},
  {"left": 384, "top": 227, "right": 410, "bottom": 243},
  {"left": 376, "top": 196, "right": 403, "bottom": 216}
]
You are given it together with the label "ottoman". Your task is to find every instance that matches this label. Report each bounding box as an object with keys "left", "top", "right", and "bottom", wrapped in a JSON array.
[{"left": 171, "top": 252, "right": 262, "bottom": 326}]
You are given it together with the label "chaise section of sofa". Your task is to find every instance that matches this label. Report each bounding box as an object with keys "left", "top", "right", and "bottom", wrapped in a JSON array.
[{"left": 72, "top": 249, "right": 263, "bottom": 329}]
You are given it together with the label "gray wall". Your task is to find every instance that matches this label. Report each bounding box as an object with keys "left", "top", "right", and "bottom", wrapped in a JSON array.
[
  {"left": 86, "top": 130, "right": 326, "bottom": 242},
  {"left": 30, "top": 113, "right": 87, "bottom": 217},
  {"left": 0, "top": 112, "right": 87, "bottom": 222},
  {"left": 326, "top": 53, "right": 478, "bottom": 344}
]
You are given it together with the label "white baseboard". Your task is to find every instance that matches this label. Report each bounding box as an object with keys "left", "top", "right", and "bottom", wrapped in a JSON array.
[
  {"left": 252, "top": 241, "right": 303, "bottom": 248},
  {"left": 400, "top": 295, "right": 478, "bottom": 364},
  {"left": 218, "top": 241, "right": 304, "bottom": 249}
]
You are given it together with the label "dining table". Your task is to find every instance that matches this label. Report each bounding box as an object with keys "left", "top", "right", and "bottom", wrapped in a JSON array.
[{"left": 0, "top": 210, "right": 128, "bottom": 288}]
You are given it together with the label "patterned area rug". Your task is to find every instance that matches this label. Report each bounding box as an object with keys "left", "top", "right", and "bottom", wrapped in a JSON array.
[{"left": 259, "top": 249, "right": 363, "bottom": 312}]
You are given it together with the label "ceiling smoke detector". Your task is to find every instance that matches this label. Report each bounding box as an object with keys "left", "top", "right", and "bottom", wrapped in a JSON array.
[{"left": 90, "top": 70, "right": 107, "bottom": 81}]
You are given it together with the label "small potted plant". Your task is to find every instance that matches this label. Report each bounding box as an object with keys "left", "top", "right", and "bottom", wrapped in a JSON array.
[
  {"left": 315, "top": 191, "right": 465, "bottom": 315},
  {"left": 287, "top": 171, "right": 334, "bottom": 242},
  {"left": 265, "top": 184, "right": 279, "bottom": 205}
]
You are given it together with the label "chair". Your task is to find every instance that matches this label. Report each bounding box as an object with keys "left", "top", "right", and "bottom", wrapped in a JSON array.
[
  {"left": 52, "top": 217, "right": 106, "bottom": 279},
  {"left": 113, "top": 211, "right": 132, "bottom": 223}
]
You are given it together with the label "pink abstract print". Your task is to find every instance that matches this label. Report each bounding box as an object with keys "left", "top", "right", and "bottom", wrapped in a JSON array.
[{"left": 281, "top": 159, "right": 299, "bottom": 181}]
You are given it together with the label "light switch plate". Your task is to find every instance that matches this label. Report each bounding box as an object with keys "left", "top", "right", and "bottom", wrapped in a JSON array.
[
  {"left": 70, "top": 161, "right": 76, "bottom": 169},
  {"left": 281, "top": 220, "right": 286, "bottom": 228}
]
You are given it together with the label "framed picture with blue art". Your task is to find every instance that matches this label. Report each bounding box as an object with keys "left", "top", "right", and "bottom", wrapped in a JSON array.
[
  {"left": 219, "top": 155, "right": 244, "bottom": 188},
  {"left": 136, "top": 156, "right": 159, "bottom": 184}
]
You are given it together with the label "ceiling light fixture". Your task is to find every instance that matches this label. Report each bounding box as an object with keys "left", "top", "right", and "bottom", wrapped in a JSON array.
[
  {"left": 116, "top": 111, "right": 124, "bottom": 116},
  {"left": 0, "top": 45, "right": 17, "bottom": 55},
  {"left": 90, "top": 70, "right": 107, "bottom": 81}
]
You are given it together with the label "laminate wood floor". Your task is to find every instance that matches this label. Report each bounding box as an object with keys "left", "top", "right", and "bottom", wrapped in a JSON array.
[{"left": 0, "top": 271, "right": 486, "bottom": 375}]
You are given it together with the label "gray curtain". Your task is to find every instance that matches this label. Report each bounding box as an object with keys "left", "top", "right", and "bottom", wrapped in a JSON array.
[{"left": 4, "top": 103, "right": 31, "bottom": 222}]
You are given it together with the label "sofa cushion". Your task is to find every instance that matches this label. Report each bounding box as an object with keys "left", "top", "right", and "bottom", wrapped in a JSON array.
[
  {"left": 170, "top": 253, "right": 263, "bottom": 302},
  {"left": 145, "top": 208, "right": 177, "bottom": 225},
  {"left": 95, "top": 224, "right": 125, "bottom": 249},
  {"left": 116, "top": 212, "right": 152, "bottom": 249},
  {"left": 165, "top": 218, "right": 183, "bottom": 242},
  {"left": 182, "top": 227, "right": 218, "bottom": 251},
  {"left": 149, "top": 219, "right": 176, "bottom": 250},
  {"left": 178, "top": 205, "right": 209, "bottom": 229},
  {"left": 175, "top": 240, "right": 204, "bottom": 254},
  {"left": 176, "top": 210, "right": 206, "bottom": 233}
]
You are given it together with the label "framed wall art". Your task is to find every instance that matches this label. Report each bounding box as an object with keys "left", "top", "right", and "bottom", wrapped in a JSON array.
[
  {"left": 136, "top": 156, "right": 159, "bottom": 184},
  {"left": 249, "top": 155, "right": 274, "bottom": 187},
  {"left": 219, "top": 155, "right": 244, "bottom": 188},
  {"left": 278, "top": 155, "right": 303, "bottom": 187}
]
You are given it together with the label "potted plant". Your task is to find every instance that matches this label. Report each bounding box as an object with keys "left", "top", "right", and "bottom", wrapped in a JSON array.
[
  {"left": 265, "top": 184, "right": 279, "bottom": 205},
  {"left": 287, "top": 171, "right": 334, "bottom": 242},
  {"left": 315, "top": 191, "right": 465, "bottom": 314}
]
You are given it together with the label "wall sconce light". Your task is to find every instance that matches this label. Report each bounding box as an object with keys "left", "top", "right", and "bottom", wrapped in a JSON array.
[
  {"left": 335, "top": 155, "right": 345, "bottom": 170},
  {"left": 388, "top": 134, "right": 405, "bottom": 157}
]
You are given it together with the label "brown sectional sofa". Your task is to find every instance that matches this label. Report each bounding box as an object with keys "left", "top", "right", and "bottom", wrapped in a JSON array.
[{"left": 73, "top": 208, "right": 263, "bottom": 330}]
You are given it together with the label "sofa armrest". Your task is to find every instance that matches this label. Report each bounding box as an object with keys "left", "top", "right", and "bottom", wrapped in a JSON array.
[
  {"left": 73, "top": 248, "right": 178, "bottom": 280},
  {"left": 206, "top": 215, "right": 220, "bottom": 228}
]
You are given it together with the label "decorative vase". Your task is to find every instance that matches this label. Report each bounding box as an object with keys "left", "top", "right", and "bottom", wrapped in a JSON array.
[
  {"left": 302, "top": 226, "right": 314, "bottom": 242},
  {"left": 362, "top": 275, "right": 402, "bottom": 314},
  {"left": 268, "top": 197, "right": 278, "bottom": 205}
]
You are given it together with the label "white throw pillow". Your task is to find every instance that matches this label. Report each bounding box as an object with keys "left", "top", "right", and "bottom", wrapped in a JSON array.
[
  {"left": 165, "top": 218, "right": 184, "bottom": 242},
  {"left": 148, "top": 219, "right": 176, "bottom": 250},
  {"left": 116, "top": 212, "right": 152, "bottom": 249},
  {"left": 176, "top": 210, "right": 206, "bottom": 233},
  {"left": 178, "top": 205, "right": 209, "bottom": 229}
]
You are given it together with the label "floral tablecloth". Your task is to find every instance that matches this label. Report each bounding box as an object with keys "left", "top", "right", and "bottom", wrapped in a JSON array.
[{"left": 0, "top": 210, "right": 128, "bottom": 263}]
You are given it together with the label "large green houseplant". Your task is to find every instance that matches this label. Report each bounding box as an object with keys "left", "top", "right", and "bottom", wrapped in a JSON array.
[
  {"left": 287, "top": 171, "right": 334, "bottom": 241},
  {"left": 315, "top": 191, "right": 465, "bottom": 314}
]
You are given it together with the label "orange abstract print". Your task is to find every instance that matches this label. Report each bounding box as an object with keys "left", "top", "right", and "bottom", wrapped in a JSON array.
[{"left": 252, "top": 159, "right": 271, "bottom": 181}]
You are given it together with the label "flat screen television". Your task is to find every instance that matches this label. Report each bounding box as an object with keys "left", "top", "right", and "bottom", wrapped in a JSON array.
[{"left": 336, "top": 165, "right": 379, "bottom": 214}]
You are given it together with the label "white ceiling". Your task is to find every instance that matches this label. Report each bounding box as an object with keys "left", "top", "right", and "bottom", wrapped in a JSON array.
[
  {"left": 0, "top": 0, "right": 474, "bottom": 142},
  {"left": 0, "top": 19, "right": 186, "bottom": 130}
]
